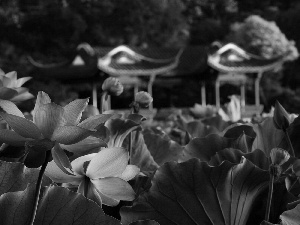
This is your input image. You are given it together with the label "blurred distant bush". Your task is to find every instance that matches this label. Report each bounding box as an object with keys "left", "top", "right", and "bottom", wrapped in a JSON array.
[{"left": 227, "top": 15, "right": 298, "bottom": 61}]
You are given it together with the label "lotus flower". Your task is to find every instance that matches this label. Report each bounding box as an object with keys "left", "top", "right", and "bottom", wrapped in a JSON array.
[
  {"left": 130, "top": 91, "right": 153, "bottom": 113},
  {"left": 101, "top": 77, "right": 124, "bottom": 113},
  {"left": 270, "top": 148, "right": 290, "bottom": 166},
  {"left": 134, "top": 91, "right": 153, "bottom": 108},
  {"left": 102, "top": 77, "right": 124, "bottom": 96},
  {"left": 0, "top": 91, "right": 109, "bottom": 169},
  {"left": 0, "top": 69, "right": 33, "bottom": 102},
  {"left": 45, "top": 147, "right": 139, "bottom": 206}
]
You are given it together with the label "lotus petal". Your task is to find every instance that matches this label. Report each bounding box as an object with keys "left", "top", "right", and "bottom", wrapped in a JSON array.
[
  {"left": 91, "top": 177, "right": 136, "bottom": 201},
  {"left": 86, "top": 147, "right": 128, "bottom": 179},
  {"left": 0, "top": 129, "right": 28, "bottom": 146},
  {"left": 51, "top": 143, "right": 73, "bottom": 175},
  {"left": 78, "top": 180, "right": 104, "bottom": 206},
  {"left": 45, "top": 160, "right": 81, "bottom": 184},
  {"left": 120, "top": 165, "right": 140, "bottom": 181},
  {"left": 16, "top": 77, "right": 32, "bottom": 87},
  {"left": 71, "top": 153, "right": 96, "bottom": 176},
  {"left": 0, "top": 69, "right": 4, "bottom": 76},
  {"left": 0, "top": 99, "right": 24, "bottom": 117},
  {"left": 61, "top": 136, "right": 106, "bottom": 154},
  {"left": 52, "top": 126, "right": 94, "bottom": 145},
  {"left": 78, "top": 114, "right": 115, "bottom": 130},
  {"left": 0, "top": 87, "right": 18, "bottom": 100},
  {"left": 2, "top": 77, "right": 14, "bottom": 88},
  {"left": 63, "top": 98, "right": 89, "bottom": 126},
  {"left": 33, "top": 103, "right": 64, "bottom": 139},
  {"left": 10, "top": 91, "right": 34, "bottom": 102},
  {"left": 0, "top": 113, "right": 42, "bottom": 139},
  {"left": 95, "top": 188, "right": 120, "bottom": 206},
  {"left": 33, "top": 91, "right": 51, "bottom": 120},
  {"left": 14, "top": 87, "right": 28, "bottom": 95},
  {"left": 4, "top": 71, "right": 17, "bottom": 80}
]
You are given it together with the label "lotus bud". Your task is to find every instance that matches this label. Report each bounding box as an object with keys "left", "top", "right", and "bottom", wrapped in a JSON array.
[
  {"left": 270, "top": 148, "right": 290, "bottom": 166},
  {"left": 102, "top": 77, "right": 123, "bottom": 96},
  {"left": 273, "top": 101, "right": 291, "bottom": 130},
  {"left": 134, "top": 91, "right": 153, "bottom": 108}
]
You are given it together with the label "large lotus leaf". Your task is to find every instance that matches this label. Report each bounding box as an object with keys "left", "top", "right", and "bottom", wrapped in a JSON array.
[
  {"left": 249, "top": 181, "right": 298, "bottom": 225},
  {"left": 0, "top": 145, "right": 26, "bottom": 162},
  {"left": 127, "top": 114, "right": 146, "bottom": 125},
  {"left": 131, "top": 173, "right": 154, "bottom": 198},
  {"left": 201, "top": 115, "right": 231, "bottom": 132},
  {"left": 232, "top": 133, "right": 255, "bottom": 153},
  {"left": 186, "top": 120, "right": 219, "bottom": 138},
  {"left": 174, "top": 113, "right": 194, "bottom": 130},
  {"left": 222, "top": 124, "right": 256, "bottom": 139},
  {"left": 287, "top": 116, "right": 300, "bottom": 157},
  {"left": 143, "top": 128, "right": 170, "bottom": 141},
  {"left": 180, "top": 133, "right": 253, "bottom": 162},
  {"left": 0, "top": 160, "right": 52, "bottom": 196},
  {"left": 209, "top": 148, "right": 269, "bottom": 170},
  {"left": 272, "top": 183, "right": 299, "bottom": 224},
  {"left": 106, "top": 118, "right": 141, "bottom": 147},
  {"left": 128, "top": 131, "right": 159, "bottom": 172},
  {"left": 0, "top": 184, "right": 120, "bottom": 225},
  {"left": 143, "top": 130, "right": 184, "bottom": 166},
  {"left": 120, "top": 157, "right": 269, "bottom": 225},
  {"left": 280, "top": 203, "right": 300, "bottom": 225},
  {"left": 174, "top": 114, "right": 219, "bottom": 138},
  {"left": 252, "top": 117, "right": 287, "bottom": 156},
  {"left": 129, "top": 220, "right": 159, "bottom": 225},
  {"left": 106, "top": 118, "right": 141, "bottom": 137}
]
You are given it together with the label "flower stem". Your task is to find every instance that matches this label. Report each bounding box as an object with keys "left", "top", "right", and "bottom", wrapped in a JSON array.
[
  {"left": 28, "top": 150, "right": 51, "bottom": 225},
  {"left": 100, "top": 92, "right": 108, "bottom": 114},
  {"left": 284, "top": 129, "right": 295, "bottom": 157},
  {"left": 0, "top": 143, "right": 9, "bottom": 156},
  {"left": 288, "top": 177, "right": 300, "bottom": 192},
  {"left": 83, "top": 176, "right": 90, "bottom": 197},
  {"left": 265, "top": 167, "right": 275, "bottom": 222},
  {"left": 128, "top": 132, "right": 133, "bottom": 163},
  {"left": 128, "top": 107, "right": 135, "bottom": 164}
]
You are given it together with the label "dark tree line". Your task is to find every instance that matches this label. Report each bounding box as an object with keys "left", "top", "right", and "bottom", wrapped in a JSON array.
[{"left": 1, "top": 0, "right": 300, "bottom": 76}]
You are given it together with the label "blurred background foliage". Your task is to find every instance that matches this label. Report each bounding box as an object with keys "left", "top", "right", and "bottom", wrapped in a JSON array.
[{"left": 1, "top": 0, "right": 300, "bottom": 112}]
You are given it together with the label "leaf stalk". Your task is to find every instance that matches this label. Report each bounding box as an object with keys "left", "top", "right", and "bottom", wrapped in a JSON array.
[
  {"left": 284, "top": 129, "right": 295, "bottom": 157},
  {"left": 28, "top": 150, "right": 51, "bottom": 225},
  {"left": 265, "top": 166, "right": 275, "bottom": 222}
]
